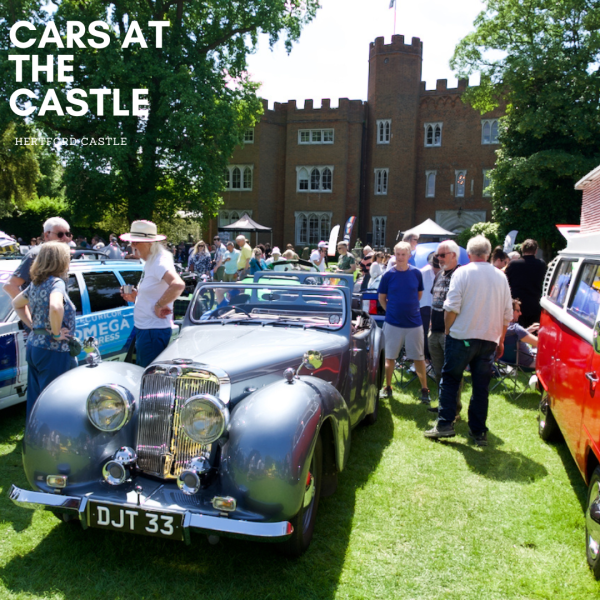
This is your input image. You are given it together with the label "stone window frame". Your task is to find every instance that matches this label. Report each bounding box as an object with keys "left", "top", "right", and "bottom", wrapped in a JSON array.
[
  {"left": 374, "top": 168, "right": 389, "bottom": 195},
  {"left": 481, "top": 119, "right": 499, "bottom": 144},
  {"left": 377, "top": 119, "right": 391, "bottom": 144},
  {"left": 296, "top": 166, "right": 334, "bottom": 192},
  {"left": 298, "top": 129, "right": 335, "bottom": 145},
  {"left": 372, "top": 216, "right": 387, "bottom": 248},
  {"left": 425, "top": 170, "right": 436, "bottom": 198},
  {"left": 218, "top": 209, "right": 253, "bottom": 227},
  {"left": 455, "top": 170, "right": 467, "bottom": 198},
  {"left": 225, "top": 165, "right": 253, "bottom": 191},
  {"left": 295, "top": 211, "right": 332, "bottom": 246},
  {"left": 424, "top": 122, "right": 443, "bottom": 147}
]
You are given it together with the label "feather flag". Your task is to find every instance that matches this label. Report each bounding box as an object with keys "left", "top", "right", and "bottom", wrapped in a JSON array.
[{"left": 389, "top": 0, "right": 395, "bottom": 7}]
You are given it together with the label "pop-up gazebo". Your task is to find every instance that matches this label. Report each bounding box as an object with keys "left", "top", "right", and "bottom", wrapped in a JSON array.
[
  {"left": 398, "top": 218, "right": 456, "bottom": 242},
  {"left": 219, "top": 213, "right": 273, "bottom": 247}
]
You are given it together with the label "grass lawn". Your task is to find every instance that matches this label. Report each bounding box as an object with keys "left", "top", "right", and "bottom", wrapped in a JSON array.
[{"left": 1, "top": 377, "right": 600, "bottom": 600}]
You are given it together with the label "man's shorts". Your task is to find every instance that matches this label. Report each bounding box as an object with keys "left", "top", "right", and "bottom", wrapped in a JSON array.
[
  {"left": 223, "top": 272, "right": 237, "bottom": 282},
  {"left": 383, "top": 322, "right": 425, "bottom": 361},
  {"left": 214, "top": 266, "right": 225, "bottom": 282}
]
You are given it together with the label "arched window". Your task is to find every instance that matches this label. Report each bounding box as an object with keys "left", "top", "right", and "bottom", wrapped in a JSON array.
[
  {"left": 491, "top": 120, "right": 499, "bottom": 143},
  {"left": 372, "top": 216, "right": 387, "bottom": 248},
  {"left": 243, "top": 167, "right": 252, "bottom": 189},
  {"left": 310, "top": 168, "right": 320, "bottom": 191},
  {"left": 231, "top": 167, "right": 241, "bottom": 189},
  {"left": 320, "top": 215, "right": 329, "bottom": 241},
  {"left": 426, "top": 125, "right": 433, "bottom": 146},
  {"left": 426, "top": 171, "right": 436, "bottom": 197},
  {"left": 374, "top": 169, "right": 388, "bottom": 195},
  {"left": 377, "top": 120, "right": 391, "bottom": 144},
  {"left": 299, "top": 214, "right": 308, "bottom": 244},
  {"left": 455, "top": 171, "right": 466, "bottom": 197},
  {"left": 309, "top": 214, "right": 319, "bottom": 245},
  {"left": 482, "top": 121, "right": 491, "bottom": 144},
  {"left": 298, "top": 168, "right": 309, "bottom": 190},
  {"left": 434, "top": 125, "right": 441, "bottom": 145},
  {"left": 322, "top": 168, "right": 332, "bottom": 190},
  {"left": 225, "top": 169, "right": 230, "bottom": 189}
]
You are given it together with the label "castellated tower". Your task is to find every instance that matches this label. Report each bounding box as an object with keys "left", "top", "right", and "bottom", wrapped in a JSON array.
[{"left": 366, "top": 35, "right": 423, "bottom": 243}]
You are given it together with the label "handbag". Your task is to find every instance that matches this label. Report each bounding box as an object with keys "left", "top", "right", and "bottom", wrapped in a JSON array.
[{"left": 33, "top": 328, "right": 82, "bottom": 357}]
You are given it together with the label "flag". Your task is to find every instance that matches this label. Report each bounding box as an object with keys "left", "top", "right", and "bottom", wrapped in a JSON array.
[
  {"left": 503, "top": 230, "right": 518, "bottom": 252},
  {"left": 389, "top": 0, "right": 395, "bottom": 7},
  {"left": 343, "top": 216, "right": 357, "bottom": 244},
  {"left": 328, "top": 225, "right": 340, "bottom": 257}
]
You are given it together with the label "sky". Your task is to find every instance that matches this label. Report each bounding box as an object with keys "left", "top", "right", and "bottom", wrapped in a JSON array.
[{"left": 246, "top": 0, "right": 487, "bottom": 109}]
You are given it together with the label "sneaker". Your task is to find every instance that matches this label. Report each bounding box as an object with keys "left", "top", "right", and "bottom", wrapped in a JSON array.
[
  {"left": 420, "top": 388, "right": 431, "bottom": 405},
  {"left": 380, "top": 386, "right": 393, "bottom": 399},
  {"left": 423, "top": 423, "right": 456, "bottom": 439},
  {"left": 468, "top": 429, "right": 488, "bottom": 446}
]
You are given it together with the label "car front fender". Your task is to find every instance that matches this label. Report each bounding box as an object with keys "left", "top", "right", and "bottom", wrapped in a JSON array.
[
  {"left": 220, "top": 376, "right": 350, "bottom": 521},
  {"left": 23, "top": 362, "right": 144, "bottom": 493}
]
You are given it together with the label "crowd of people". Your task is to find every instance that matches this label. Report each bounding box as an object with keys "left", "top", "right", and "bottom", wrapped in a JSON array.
[
  {"left": 8, "top": 215, "right": 548, "bottom": 445},
  {"left": 376, "top": 233, "right": 547, "bottom": 447}
]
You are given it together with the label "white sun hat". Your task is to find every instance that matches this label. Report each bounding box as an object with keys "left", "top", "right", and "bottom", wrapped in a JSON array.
[{"left": 120, "top": 220, "right": 167, "bottom": 243}]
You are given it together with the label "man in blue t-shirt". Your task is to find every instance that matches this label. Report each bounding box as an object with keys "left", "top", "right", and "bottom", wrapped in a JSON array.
[{"left": 378, "top": 241, "right": 430, "bottom": 403}]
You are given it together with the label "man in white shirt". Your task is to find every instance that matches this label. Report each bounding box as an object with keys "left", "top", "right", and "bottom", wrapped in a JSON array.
[
  {"left": 424, "top": 235, "right": 513, "bottom": 446},
  {"left": 310, "top": 241, "right": 328, "bottom": 272}
]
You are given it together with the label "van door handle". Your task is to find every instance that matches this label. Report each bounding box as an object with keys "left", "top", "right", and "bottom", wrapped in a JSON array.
[{"left": 585, "top": 372, "right": 599, "bottom": 386}]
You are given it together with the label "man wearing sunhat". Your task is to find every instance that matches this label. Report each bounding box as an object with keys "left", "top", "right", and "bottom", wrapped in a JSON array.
[
  {"left": 310, "top": 241, "right": 328, "bottom": 272},
  {"left": 120, "top": 220, "right": 185, "bottom": 368}
]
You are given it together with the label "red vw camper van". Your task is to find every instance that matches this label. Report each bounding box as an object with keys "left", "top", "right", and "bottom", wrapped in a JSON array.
[{"left": 535, "top": 165, "right": 600, "bottom": 578}]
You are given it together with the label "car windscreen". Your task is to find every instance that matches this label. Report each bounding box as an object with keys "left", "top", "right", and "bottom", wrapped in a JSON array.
[
  {"left": 190, "top": 283, "right": 346, "bottom": 330},
  {"left": 0, "top": 272, "right": 13, "bottom": 322}
]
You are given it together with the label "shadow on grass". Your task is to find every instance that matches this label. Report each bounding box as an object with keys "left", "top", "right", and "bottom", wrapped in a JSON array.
[
  {"left": 549, "top": 437, "right": 588, "bottom": 513},
  {"left": 0, "top": 403, "right": 33, "bottom": 533},
  {"left": 1, "top": 401, "right": 394, "bottom": 600},
  {"left": 389, "top": 394, "right": 548, "bottom": 484}
]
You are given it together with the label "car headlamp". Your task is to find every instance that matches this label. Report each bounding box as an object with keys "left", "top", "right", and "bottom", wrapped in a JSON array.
[
  {"left": 87, "top": 384, "right": 134, "bottom": 432},
  {"left": 181, "top": 394, "right": 229, "bottom": 444}
]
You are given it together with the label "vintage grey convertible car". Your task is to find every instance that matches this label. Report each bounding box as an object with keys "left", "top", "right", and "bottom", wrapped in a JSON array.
[{"left": 10, "top": 272, "right": 384, "bottom": 555}]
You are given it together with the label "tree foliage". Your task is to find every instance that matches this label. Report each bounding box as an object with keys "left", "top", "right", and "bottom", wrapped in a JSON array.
[
  {"left": 0, "top": 121, "right": 39, "bottom": 217},
  {"left": 455, "top": 221, "right": 502, "bottom": 250},
  {"left": 0, "top": 0, "right": 320, "bottom": 224},
  {"left": 451, "top": 0, "right": 600, "bottom": 253}
]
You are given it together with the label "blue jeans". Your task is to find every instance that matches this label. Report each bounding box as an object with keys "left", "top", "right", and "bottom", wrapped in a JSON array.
[
  {"left": 26, "top": 345, "right": 77, "bottom": 420},
  {"left": 135, "top": 328, "right": 172, "bottom": 368},
  {"left": 438, "top": 336, "right": 497, "bottom": 434}
]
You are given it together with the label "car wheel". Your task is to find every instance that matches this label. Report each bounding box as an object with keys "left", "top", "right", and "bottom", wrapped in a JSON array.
[
  {"left": 586, "top": 466, "right": 600, "bottom": 579},
  {"left": 363, "top": 355, "right": 383, "bottom": 426},
  {"left": 282, "top": 434, "right": 323, "bottom": 557},
  {"left": 538, "top": 391, "right": 561, "bottom": 442}
]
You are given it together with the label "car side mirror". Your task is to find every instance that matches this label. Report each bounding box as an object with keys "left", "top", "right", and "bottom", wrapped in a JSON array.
[
  {"left": 594, "top": 318, "right": 600, "bottom": 355},
  {"left": 304, "top": 350, "right": 323, "bottom": 371}
]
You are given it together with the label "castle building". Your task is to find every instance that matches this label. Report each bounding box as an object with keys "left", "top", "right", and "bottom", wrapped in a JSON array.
[{"left": 215, "top": 35, "right": 505, "bottom": 249}]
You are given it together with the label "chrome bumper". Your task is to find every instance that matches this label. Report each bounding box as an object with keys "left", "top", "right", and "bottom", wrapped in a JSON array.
[{"left": 9, "top": 485, "right": 292, "bottom": 542}]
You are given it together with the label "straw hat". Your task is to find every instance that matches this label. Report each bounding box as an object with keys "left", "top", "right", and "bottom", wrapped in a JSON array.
[{"left": 120, "top": 220, "right": 166, "bottom": 243}]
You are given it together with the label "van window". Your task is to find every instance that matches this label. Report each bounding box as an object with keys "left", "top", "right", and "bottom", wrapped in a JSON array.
[
  {"left": 548, "top": 260, "right": 576, "bottom": 307},
  {"left": 120, "top": 270, "right": 143, "bottom": 287},
  {"left": 67, "top": 275, "right": 83, "bottom": 316},
  {"left": 567, "top": 262, "right": 600, "bottom": 328},
  {"left": 83, "top": 272, "right": 128, "bottom": 313}
]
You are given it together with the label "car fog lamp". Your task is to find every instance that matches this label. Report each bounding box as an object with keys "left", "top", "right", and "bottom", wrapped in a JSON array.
[
  {"left": 47, "top": 475, "right": 68, "bottom": 489},
  {"left": 87, "top": 385, "right": 134, "bottom": 432},
  {"left": 181, "top": 394, "right": 229, "bottom": 444},
  {"left": 212, "top": 496, "right": 237, "bottom": 512},
  {"left": 177, "top": 456, "right": 209, "bottom": 495},
  {"left": 102, "top": 460, "right": 129, "bottom": 486}
]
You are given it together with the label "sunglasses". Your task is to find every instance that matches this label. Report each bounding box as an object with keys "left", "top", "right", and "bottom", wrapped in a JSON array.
[
  {"left": 54, "top": 231, "right": 71, "bottom": 239},
  {"left": 435, "top": 252, "right": 454, "bottom": 258}
]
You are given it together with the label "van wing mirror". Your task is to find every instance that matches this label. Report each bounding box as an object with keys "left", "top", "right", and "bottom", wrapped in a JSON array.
[{"left": 594, "top": 317, "right": 600, "bottom": 355}]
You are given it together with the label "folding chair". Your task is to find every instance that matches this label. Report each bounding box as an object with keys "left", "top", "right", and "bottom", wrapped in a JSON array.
[
  {"left": 393, "top": 349, "right": 437, "bottom": 390},
  {"left": 490, "top": 342, "right": 535, "bottom": 401}
]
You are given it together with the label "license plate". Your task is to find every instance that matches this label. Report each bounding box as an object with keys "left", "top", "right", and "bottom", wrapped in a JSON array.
[{"left": 88, "top": 502, "right": 184, "bottom": 541}]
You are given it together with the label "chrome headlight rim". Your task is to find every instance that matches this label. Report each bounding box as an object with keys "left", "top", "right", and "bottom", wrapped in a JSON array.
[
  {"left": 86, "top": 384, "right": 135, "bottom": 432},
  {"left": 181, "top": 394, "right": 230, "bottom": 444}
]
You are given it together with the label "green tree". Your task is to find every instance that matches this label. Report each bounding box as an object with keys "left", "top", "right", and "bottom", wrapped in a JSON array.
[
  {"left": 0, "top": 122, "right": 40, "bottom": 217},
  {"left": 0, "top": 0, "right": 319, "bottom": 224},
  {"left": 455, "top": 221, "right": 502, "bottom": 250},
  {"left": 451, "top": 0, "right": 600, "bottom": 255}
]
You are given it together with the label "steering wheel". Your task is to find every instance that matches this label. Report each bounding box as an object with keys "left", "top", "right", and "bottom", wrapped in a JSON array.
[{"left": 213, "top": 305, "right": 251, "bottom": 317}]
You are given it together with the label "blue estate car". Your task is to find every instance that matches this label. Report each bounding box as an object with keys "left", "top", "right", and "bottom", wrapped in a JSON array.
[{"left": 0, "top": 258, "right": 147, "bottom": 410}]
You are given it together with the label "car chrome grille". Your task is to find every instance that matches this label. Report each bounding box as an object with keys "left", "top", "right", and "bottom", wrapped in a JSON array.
[{"left": 136, "top": 365, "right": 223, "bottom": 479}]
